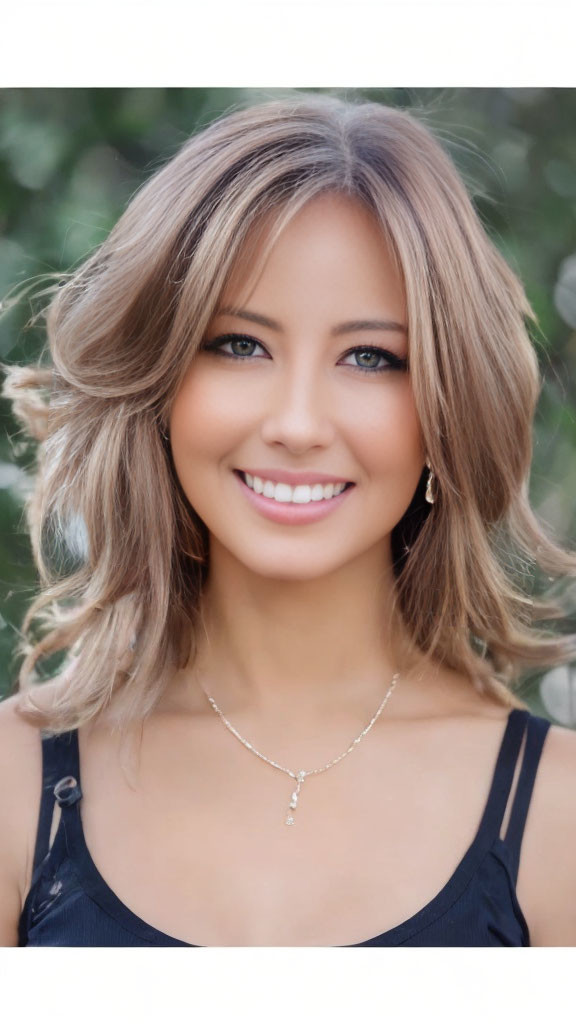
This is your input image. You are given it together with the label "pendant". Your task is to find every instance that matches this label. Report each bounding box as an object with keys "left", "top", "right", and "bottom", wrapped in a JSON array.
[{"left": 285, "top": 771, "right": 306, "bottom": 825}]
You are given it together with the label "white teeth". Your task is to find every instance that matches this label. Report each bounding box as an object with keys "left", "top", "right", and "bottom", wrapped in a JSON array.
[{"left": 243, "top": 473, "right": 348, "bottom": 504}]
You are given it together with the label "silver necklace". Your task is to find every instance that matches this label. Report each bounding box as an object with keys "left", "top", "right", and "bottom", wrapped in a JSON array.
[{"left": 200, "top": 672, "right": 400, "bottom": 826}]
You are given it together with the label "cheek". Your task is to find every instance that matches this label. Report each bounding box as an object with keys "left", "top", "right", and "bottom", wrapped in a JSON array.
[
  {"left": 169, "top": 369, "right": 244, "bottom": 466},
  {"left": 351, "top": 380, "right": 424, "bottom": 476}
]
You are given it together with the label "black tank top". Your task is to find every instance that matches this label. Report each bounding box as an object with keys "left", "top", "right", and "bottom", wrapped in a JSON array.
[{"left": 18, "top": 707, "right": 550, "bottom": 946}]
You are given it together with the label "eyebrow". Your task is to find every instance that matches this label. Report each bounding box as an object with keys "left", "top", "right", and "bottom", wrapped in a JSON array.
[{"left": 216, "top": 306, "right": 408, "bottom": 336}]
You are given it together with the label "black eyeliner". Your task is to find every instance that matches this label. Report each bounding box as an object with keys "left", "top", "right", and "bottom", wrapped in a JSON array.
[{"left": 201, "top": 333, "right": 408, "bottom": 373}]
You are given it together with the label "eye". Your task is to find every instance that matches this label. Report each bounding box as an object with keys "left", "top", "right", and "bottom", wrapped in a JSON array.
[
  {"left": 200, "top": 333, "right": 408, "bottom": 374},
  {"left": 202, "top": 334, "right": 264, "bottom": 359},
  {"left": 340, "top": 346, "right": 408, "bottom": 374}
]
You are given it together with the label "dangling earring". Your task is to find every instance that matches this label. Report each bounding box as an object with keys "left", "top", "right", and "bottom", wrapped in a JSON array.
[{"left": 425, "top": 457, "right": 436, "bottom": 504}]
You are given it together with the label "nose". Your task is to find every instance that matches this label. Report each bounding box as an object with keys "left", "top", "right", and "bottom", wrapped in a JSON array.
[{"left": 259, "top": 363, "right": 336, "bottom": 454}]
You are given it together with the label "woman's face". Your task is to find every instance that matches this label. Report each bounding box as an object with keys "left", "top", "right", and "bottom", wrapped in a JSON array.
[{"left": 169, "top": 192, "right": 425, "bottom": 581}]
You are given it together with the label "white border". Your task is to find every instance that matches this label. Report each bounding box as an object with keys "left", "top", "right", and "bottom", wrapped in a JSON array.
[{"left": 0, "top": 0, "right": 574, "bottom": 87}]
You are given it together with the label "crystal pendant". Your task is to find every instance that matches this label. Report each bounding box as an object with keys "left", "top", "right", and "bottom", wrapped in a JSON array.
[{"left": 285, "top": 771, "right": 306, "bottom": 826}]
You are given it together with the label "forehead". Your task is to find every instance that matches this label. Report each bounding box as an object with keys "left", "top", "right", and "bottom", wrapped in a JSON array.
[{"left": 219, "top": 192, "right": 404, "bottom": 309}]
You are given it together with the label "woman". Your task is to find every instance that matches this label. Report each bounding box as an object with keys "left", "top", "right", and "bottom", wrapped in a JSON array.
[{"left": 1, "top": 92, "right": 576, "bottom": 947}]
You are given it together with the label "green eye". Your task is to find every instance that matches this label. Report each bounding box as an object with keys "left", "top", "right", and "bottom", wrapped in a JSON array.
[{"left": 201, "top": 334, "right": 408, "bottom": 374}]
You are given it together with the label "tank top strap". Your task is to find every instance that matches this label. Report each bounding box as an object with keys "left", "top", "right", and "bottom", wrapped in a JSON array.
[
  {"left": 502, "top": 711, "right": 551, "bottom": 884},
  {"left": 475, "top": 708, "right": 530, "bottom": 845},
  {"left": 32, "top": 729, "right": 82, "bottom": 874},
  {"left": 475, "top": 708, "right": 551, "bottom": 879}
]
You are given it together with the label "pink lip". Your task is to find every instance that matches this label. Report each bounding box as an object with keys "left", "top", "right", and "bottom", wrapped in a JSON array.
[
  {"left": 233, "top": 471, "right": 355, "bottom": 525},
  {"left": 238, "top": 467, "right": 353, "bottom": 486}
]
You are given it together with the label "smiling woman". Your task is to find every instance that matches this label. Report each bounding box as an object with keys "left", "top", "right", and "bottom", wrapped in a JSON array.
[
  {"left": 1, "top": 92, "right": 576, "bottom": 948},
  {"left": 169, "top": 192, "right": 421, "bottom": 554}
]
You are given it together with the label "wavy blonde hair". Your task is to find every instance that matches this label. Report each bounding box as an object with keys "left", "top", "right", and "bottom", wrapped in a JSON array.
[{"left": 3, "top": 91, "right": 576, "bottom": 733}]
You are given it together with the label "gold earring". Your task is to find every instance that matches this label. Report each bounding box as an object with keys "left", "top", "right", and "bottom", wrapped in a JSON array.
[{"left": 425, "top": 458, "right": 435, "bottom": 504}]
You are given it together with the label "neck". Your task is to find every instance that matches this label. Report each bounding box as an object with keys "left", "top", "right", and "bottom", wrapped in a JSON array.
[{"left": 181, "top": 540, "right": 424, "bottom": 729}]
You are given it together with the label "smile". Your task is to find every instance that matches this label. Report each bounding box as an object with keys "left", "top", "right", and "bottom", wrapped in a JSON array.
[
  {"left": 237, "top": 470, "right": 352, "bottom": 504},
  {"left": 233, "top": 470, "right": 355, "bottom": 525}
]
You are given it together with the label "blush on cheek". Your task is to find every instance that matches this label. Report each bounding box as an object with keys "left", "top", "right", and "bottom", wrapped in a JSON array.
[{"left": 170, "top": 376, "right": 247, "bottom": 480}]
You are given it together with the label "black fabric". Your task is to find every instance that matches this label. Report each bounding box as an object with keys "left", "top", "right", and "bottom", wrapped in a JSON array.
[{"left": 18, "top": 708, "right": 551, "bottom": 947}]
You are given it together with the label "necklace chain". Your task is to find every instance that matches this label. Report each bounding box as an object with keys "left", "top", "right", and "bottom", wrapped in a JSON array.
[{"left": 200, "top": 672, "right": 400, "bottom": 826}]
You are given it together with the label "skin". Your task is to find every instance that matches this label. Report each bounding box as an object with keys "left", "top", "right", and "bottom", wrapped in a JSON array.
[
  {"left": 1, "top": 192, "right": 576, "bottom": 947},
  {"left": 168, "top": 191, "right": 430, "bottom": 730}
]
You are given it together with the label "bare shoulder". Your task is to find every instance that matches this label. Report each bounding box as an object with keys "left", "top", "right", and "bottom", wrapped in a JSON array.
[
  {"left": 0, "top": 691, "right": 44, "bottom": 945},
  {"left": 0, "top": 690, "right": 44, "bottom": 816},
  {"left": 0, "top": 688, "right": 48, "bottom": 786},
  {"left": 519, "top": 718, "right": 576, "bottom": 946}
]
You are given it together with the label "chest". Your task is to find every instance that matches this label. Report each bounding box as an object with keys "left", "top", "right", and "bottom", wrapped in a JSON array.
[{"left": 74, "top": 717, "right": 515, "bottom": 946}]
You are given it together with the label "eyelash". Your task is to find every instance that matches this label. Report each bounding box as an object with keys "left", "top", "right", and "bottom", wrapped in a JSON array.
[{"left": 200, "top": 333, "right": 408, "bottom": 374}]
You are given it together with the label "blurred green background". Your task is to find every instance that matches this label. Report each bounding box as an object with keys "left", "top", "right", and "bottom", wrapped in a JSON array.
[{"left": 1, "top": 87, "right": 575, "bottom": 723}]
